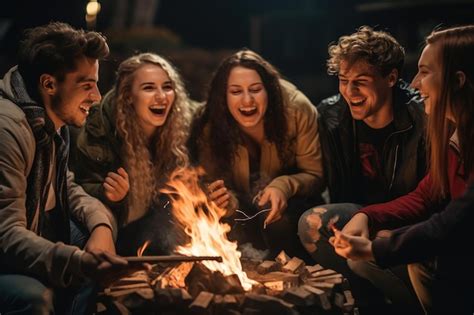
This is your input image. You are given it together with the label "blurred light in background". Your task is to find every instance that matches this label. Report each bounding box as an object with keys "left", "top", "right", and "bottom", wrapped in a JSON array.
[{"left": 85, "top": 0, "right": 101, "bottom": 29}]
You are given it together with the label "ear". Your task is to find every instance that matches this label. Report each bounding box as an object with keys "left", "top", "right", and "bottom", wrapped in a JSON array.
[
  {"left": 455, "top": 71, "right": 466, "bottom": 89},
  {"left": 387, "top": 68, "right": 398, "bottom": 88},
  {"left": 39, "top": 74, "right": 57, "bottom": 95}
]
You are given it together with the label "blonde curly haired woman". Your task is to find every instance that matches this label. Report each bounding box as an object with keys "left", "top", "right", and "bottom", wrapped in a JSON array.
[{"left": 75, "top": 52, "right": 195, "bottom": 255}]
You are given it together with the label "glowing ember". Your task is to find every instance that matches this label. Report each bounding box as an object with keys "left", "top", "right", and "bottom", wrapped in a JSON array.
[
  {"left": 160, "top": 167, "right": 257, "bottom": 291},
  {"left": 328, "top": 215, "right": 340, "bottom": 233},
  {"left": 137, "top": 240, "right": 151, "bottom": 257}
]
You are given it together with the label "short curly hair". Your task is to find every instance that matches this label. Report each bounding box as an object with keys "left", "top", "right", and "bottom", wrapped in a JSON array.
[{"left": 327, "top": 26, "right": 405, "bottom": 77}]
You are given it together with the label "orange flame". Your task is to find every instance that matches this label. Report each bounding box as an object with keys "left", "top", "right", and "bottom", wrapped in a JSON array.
[
  {"left": 160, "top": 167, "right": 257, "bottom": 291},
  {"left": 137, "top": 240, "right": 151, "bottom": 257}
]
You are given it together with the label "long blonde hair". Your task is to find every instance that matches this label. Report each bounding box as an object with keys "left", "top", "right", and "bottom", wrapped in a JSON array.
[{"left": 115, "top": 53, "right": 192, "bottom": 220}]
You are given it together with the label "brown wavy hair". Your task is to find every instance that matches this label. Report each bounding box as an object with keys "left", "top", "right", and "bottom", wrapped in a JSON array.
[
  {"left": 327, "top": 26, "right": 405, "bottom": 77},
  {"left": 115, "top": 53, "right": 192, "bottom": 216},
  {"left": 189, "top": 49, "right": 289, "bottom": 179},
  {"left": 424, "top": 25, "right": 474, "bottom": 197}
]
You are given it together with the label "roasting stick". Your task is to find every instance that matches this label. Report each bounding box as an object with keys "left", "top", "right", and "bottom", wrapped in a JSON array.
[{"left": 124, "top": 255, "right": 223, "bottom": 264}]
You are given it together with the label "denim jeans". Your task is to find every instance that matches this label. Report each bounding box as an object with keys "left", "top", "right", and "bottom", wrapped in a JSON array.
[
  {"left": 298, "top": 203, "right": 422, "bottom": 313},
  {"left": 0, "top": 220, "right": 95, "bottom": 315}
]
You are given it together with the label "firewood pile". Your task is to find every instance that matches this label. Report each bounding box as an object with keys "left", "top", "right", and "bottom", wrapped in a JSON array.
[{"left": 96, "top": 251, "right": 356, "bottom": 315}]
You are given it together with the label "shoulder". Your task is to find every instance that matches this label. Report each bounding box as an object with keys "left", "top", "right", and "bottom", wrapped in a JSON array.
[{"left": 279, "top": 79, "right": 317, "bottom": 118}]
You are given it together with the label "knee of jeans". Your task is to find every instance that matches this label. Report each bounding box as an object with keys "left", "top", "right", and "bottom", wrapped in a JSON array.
[
  {"left": 25, "top": 286, "right": 55, "bottom": 314},
  {"left": 298, "top": 208, "right": 326, "bottom": 252},
  {"left": 347, "top": 259, "right": 378, "bottom": 278}
]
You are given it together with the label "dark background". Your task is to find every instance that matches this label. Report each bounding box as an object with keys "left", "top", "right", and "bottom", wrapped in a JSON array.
[{"left": 1, "top": 0, "right": 474, "bottom": 104}]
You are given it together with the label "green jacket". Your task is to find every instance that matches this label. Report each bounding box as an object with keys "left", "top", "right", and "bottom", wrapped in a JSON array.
[{"left": 74, "top": 89, "right": 127, "bottom": 224}]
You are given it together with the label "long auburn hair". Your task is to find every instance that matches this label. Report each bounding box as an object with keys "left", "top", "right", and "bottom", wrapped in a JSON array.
[
  {"left": 425, "top": 25, "right": 474, "bottom": 197},
  {"left": 189, "top": 49, "right": 289, "bottom": 178},
  {"left": 115, "top": 53, "right": 192, "bottom": 216}
]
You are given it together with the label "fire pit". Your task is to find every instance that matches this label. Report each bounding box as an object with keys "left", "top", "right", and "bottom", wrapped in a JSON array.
[{"left": 96, "top": 168, "right": 356, "bottom": 314}]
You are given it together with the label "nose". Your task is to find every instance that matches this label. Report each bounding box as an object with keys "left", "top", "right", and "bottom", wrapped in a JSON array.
[
  {"left": 243, "top": 91, "right": 254, "bottom": 106},
  {"left": 345, "top": 81, "right": 359, "bottom": 97},
  {"left": 410, "top": 72, "right": 420, "bottom": 89},
  {"left": 90, "top": 84, "right": 101, "bottom": 103},
  {"left": 155, "top": 88, "right": 166, "bottom": 102}
]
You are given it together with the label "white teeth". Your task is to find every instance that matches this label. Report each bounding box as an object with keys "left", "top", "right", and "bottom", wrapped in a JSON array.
[
  {"left": 150, "top": 105, "right": 166, "bottom": 109},
  {"left": 80, "top": 106, "right": 89, "bottom": 114},
  {"left": 239, "top": 107, "right": 256, "bottom": 112}
]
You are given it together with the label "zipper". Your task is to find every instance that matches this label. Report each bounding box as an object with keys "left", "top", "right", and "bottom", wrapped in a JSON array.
[
  {"left": 389, "top": 144, "right": 399, "bottom": 191},
  {"left": 384, "top": 124, "right": 413, "bottom": 192}
]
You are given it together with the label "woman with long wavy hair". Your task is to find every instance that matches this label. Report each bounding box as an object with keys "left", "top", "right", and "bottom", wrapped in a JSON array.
[
  {"left": 189, "top": 49, "right": 324, "bottom": 258},
  {"left": 75, "top": 52, "right": 194, "bottom": 254},
  {"left": 331, "top": 25, "right": 474, "bottom": 314}
]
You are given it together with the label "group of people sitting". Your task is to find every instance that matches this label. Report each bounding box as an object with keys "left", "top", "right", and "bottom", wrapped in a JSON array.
[{"left": 0, "top": 21, "right": 473, "bottom": 314}]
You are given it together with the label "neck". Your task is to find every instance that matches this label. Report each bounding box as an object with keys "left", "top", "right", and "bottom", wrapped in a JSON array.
[
  {"left": 363, "top": 99, "right": 394, "bottom": 129},
  {"left": 240, "top": 123, "right": 265, "bottom": 144},
  {"left": 44, "top": 100, "right": 64, "bottom": 131}
]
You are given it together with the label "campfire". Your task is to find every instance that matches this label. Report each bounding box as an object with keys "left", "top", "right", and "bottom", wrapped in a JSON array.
[{"left": 97, "top": 168, "right": 355, "bottom": 314}]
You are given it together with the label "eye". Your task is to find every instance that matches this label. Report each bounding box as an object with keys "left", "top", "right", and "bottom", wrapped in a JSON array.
[
  {"left": 250, "top": 87, "right": 262, "bottom": 93},
  {"left": 143, "top": 85, "right": 155, "bottom": 91},
  {"left": 163, "top": 84, "right": 174, "bottom": 91},
  {"left": 83, "top": 84, "right": 93, "bottom": 91},
  {"left": 339, "top": 79, "right": 348, "bottom": 85},
  {"left": 229, "top": 90, "right": 242, "bottom": 95}
]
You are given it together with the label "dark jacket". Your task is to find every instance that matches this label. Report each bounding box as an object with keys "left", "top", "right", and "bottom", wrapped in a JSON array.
[{"left": 318, "top": 80, "right": 427, "bottom": 204}]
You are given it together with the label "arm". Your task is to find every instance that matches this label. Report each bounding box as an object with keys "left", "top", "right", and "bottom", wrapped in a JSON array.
[
  {"left": 0, "top": 116, "right": 83, "bottom": 287},
  {"left": 372, "top": 182, "right": 474, "bottom": 267},
  {"left": 357, "top": 172, "right": 437, "bottom": 231},
  {"left": 267, "top": 87, "right": 324, "bottom": 200}
]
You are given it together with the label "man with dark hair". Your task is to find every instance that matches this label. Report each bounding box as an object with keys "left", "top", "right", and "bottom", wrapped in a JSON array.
[
  {"left": 298, "top": 26, "right": 426, "bottom": 312},
  {"left": 0, "top": 22, "right": 140, "bottom": 314}
]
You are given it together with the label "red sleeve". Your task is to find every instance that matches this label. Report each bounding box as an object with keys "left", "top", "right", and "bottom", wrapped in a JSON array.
[{"left": 357, "top": 173, "right": 437, "bottom": 231}]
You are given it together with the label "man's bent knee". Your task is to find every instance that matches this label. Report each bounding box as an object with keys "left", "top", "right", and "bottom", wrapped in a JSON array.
[{"left": 298, "top": 207, "right": 327, "bottom": 252}]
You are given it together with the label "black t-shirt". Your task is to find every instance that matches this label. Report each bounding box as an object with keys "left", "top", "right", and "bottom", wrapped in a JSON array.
[{"left": 355, "top": 120, "right": 395, "bottom": 204}]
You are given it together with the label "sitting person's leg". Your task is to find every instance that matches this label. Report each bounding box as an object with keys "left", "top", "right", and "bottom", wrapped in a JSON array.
[
  {"left": 349, "top": 260, "right": 423, "bottom": 313},
  {"left": 298, "top": 203, "right": 361, "bottom": 272},
  {"left": 0, "top": 274, "right": 54, "bottom": 315},
  {"left": 261, "top": 196, "right": 319, "bottom": 260}
]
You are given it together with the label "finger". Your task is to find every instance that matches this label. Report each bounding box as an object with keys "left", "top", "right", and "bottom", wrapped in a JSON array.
[
  {"left": 103, "top": 182, "right": 117, "bottom": 194},
  {"left": 258, "top": 191, "right": 270, "bottom": 207},
  {"left": 264, "top": 204, "right": 279, "bottom": 226},
  {"left": 210, "top": 187, "right": 227, "bottom": 200},
  {"left": 107, "top": 172, "right": 129, "bottom": 191},
  {"left": 104, "top": 176, "right": 119, "bottom": 189},
  {"left": 208, "top": 180, "right": 224, "bottom": 192},
  {"left": 215, "top": 193, "right": 230, "bottom": 207},
  {"left": 117, "top": 167, "right": 129, "bottom": 180}
]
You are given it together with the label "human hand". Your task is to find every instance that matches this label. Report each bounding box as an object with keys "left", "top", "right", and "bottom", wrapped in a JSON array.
[
  {"left": 207, "top": 179, "right": 231, "bottom": 210},
  {"left": 104, "top": 167, "right": 129, "bottom": 202},
  {"left": 80, "top": 249, "right": 149, "bottom": 287},
  {"left": 259, "top": 187, "right": 288, "bottom": 228},
  {"left": 329, "top": 229, "right": 374, "bottom": 261},
  {"left": 341, "top": 213, "right": 370, "bottom": 238},
  {"left": 85, "top": 225, "right": 116, "bottom": 255}
]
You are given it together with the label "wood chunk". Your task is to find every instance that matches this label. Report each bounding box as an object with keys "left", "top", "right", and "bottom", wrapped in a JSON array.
[
  {"left": 305, "top": 280, "right": 336, "bottom": 291},
  {"left": 282, "top": 257, "right": 305, "bottom": 274},
  {"left": 250, "top": 271, "right": 300, "bottom": 287},
  {"left": 223, "top": 294, "right": 239, "bottom": 308},
  {"left": 189, "top": 291, "right": 214, "bottom": 311},
  {"left": 308, "top": 272, "right": 343, "bottom": 282},
  {"left": 105, "top": 288, "right": 140, "bottom": 298},
  {"left": 334, "top": 292, "right": 345, "bottom": 308},
  {"left": 305, "top": 264, "right": 324, "bottom": 274},
  {"left": 105, "top": 282, "right": 150, "bottom": 294},
  {"left": 111, "top": 271, "right": 148, "bottom": 286},
  {"left": 321, "top": 277, "right": 343, "bottom": 284},
  {"left": 282, "top": 287, "right": 315, "bottom": 306},
  {"left": 119, "top": 288, "right": 154, "bottom": 311},
  {"left": 257, "top": 260, "right": 280, "bottom": 274},
  {"left": 263, "top": 280, "right": 285, "bottom": 291},
  {"left": 311, "top": 269, "right": 337, "bottom": 278},
  {"left": 302, "top": 285, "right": 331, "bottom": 310},
  {"left": 275, "top": 250, "right": 291, "bottom": 265}
]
